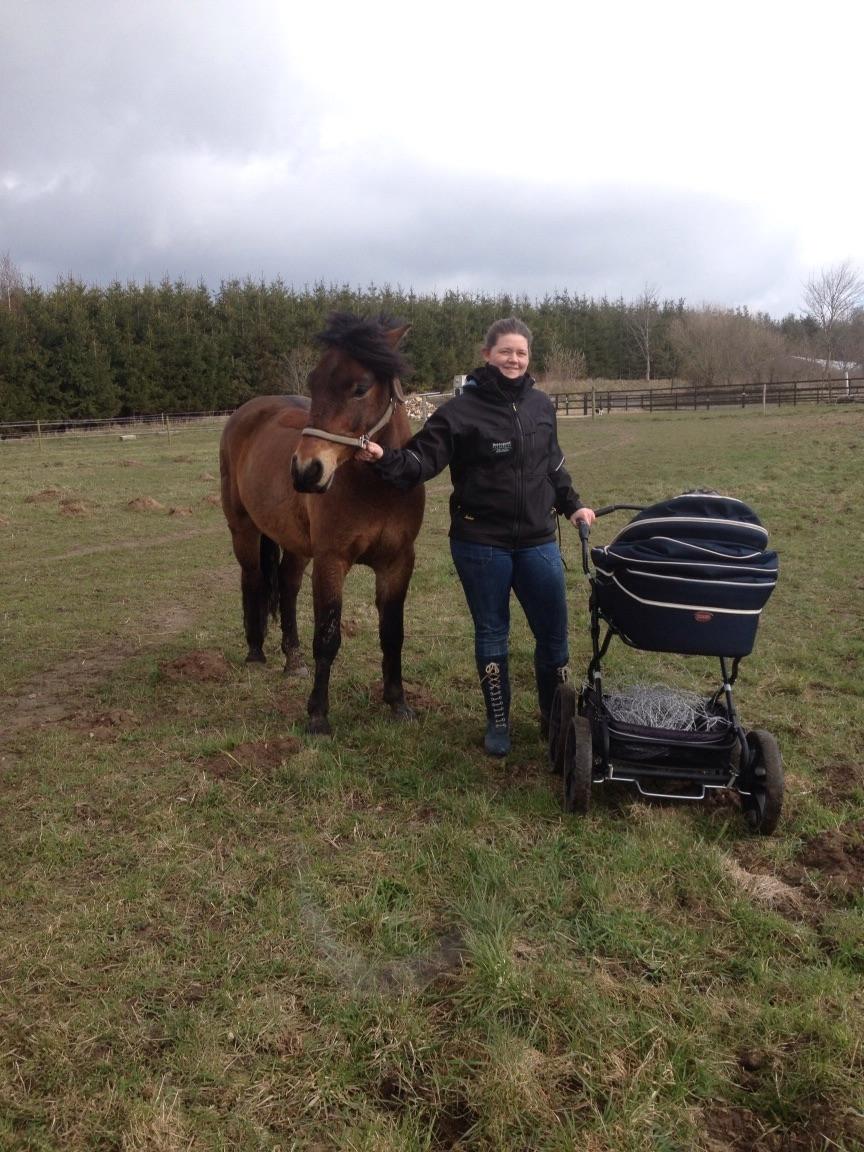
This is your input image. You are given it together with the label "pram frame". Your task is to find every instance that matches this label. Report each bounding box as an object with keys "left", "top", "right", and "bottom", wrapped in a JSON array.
[{"left": 551, "top": 503, "right": 783, "bottom": 833}]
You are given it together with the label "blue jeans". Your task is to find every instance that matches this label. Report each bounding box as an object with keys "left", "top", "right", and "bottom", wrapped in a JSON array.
[{"left": 450, "top": 538, "right": 569, "bottom": 669}]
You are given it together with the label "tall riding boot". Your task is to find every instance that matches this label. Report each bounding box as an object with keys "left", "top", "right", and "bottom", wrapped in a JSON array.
[
  {"left": 477, "top": 655, "right": 511, "bottom": 757},
  {"left": 537, "top": 661, "right": 570, "bottom": 740}
]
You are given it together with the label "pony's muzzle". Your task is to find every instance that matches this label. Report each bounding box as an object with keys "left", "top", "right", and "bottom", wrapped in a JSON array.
[{"left": 291, "top": 453, "right": 332, "bottom": 493}]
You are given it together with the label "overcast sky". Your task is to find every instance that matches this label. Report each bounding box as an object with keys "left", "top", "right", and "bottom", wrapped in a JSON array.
[{"left": 3, "top": 0, "right": 862, "bottom": 318}]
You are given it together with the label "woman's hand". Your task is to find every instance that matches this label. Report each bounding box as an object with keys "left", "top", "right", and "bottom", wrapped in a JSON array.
[
  {"left": 570, "top": 507, "right": 596, "bottom": 527},
  {"left": 355, "top": 442, "right": 384, "bottom": 463}
]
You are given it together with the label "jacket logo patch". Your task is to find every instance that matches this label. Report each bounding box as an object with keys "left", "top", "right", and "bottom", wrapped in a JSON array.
[
  {"left": 491, "top": 440, "right": 513, "bottom": 455},
  {"left": 694, "top": 611, "right": 713, "bottom": 623}
]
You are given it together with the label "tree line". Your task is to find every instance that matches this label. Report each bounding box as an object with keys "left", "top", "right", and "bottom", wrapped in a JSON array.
[{"left": 0, "top": 256, "right": 861, "bottom": 422}]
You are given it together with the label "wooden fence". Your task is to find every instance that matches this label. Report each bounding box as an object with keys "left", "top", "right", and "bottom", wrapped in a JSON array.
[{"left": 551, "top": 376, "right": 864, "bottom": 416}]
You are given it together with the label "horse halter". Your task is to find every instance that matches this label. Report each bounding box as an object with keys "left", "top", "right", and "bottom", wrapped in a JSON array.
[{"left": 301, "top": 383, "right": 401, "bottom": 450}]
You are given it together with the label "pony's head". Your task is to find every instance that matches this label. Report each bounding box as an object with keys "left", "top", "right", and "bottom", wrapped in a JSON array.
[{"left": 290, "top": 313, "right": 410, "bottom": 493}]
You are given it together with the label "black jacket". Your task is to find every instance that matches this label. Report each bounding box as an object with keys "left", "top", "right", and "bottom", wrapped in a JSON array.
[{"left": 374, "top": 366, "right": 584, "bottom": 548}]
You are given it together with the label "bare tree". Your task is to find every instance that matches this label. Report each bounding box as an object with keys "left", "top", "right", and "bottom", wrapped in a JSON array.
[
  {"left": 668, "top": 308, "right": 788, "bottom": 387},
  {"left": 627, "top": 282, "right": 659, "bottom": 381},
  {"left": 803, "top": 261, "right": 864, "bottom": 373},
  {"left": 282, "top": 344, "right": 319, "bottom": 394},
  {"left": 541, "top": 339, "right": 586, "bottom": 393},
  {"left": 0, "top": 251, "right": 25, "bottom": 311}
]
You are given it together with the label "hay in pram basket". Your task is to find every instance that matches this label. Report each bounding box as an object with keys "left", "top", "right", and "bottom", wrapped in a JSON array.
[{"left": 603, "top": 683, "right": 728, "bottom": 731}]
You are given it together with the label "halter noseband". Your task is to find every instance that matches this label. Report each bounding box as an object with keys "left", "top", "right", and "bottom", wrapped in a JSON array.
[{"left": 301, "top": 387, "right": 400, "bottom": 450}]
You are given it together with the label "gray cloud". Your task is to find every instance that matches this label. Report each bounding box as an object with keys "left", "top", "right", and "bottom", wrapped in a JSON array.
[{"left": 0, "top": 3, "right": 804, "bottom": 316}]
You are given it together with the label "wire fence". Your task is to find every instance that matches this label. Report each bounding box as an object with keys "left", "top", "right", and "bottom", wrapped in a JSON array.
[{"left": 0, "top": 410, "right": 232, "bottom": 443}]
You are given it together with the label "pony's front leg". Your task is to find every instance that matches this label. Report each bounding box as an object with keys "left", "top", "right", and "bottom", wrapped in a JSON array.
[
  {"left": 306, "top": 558, "right": 348, "bottom": 735},
  {"left": 376, "top": 551, "right": 416, "bottom": 722}
]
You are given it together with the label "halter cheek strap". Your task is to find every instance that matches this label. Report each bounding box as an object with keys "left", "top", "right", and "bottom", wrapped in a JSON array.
[{"left": 301, "top": 393, "right": 399, "bottom": 450}]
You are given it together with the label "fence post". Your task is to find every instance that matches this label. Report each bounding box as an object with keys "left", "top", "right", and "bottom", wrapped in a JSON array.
[
  {"left": 793, "top": 381, "right": 797, "bottom": 406},
  {"left": 37, "top": 419, "right": 43, "bottom": 452}
]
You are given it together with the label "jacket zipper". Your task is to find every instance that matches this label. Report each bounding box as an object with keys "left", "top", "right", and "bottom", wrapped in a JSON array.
[{"left": 511, "top": 401, "right": 525, "bottom": 546}]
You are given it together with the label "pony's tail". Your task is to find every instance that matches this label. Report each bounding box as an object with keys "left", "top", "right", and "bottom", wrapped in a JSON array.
[{"left": 260, "top": 534, "right": 281, "bottom": 620}]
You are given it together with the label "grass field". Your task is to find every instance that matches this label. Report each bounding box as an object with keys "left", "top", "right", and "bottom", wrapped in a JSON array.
[{"left": 1, "top": 407, "right": 863, "bottom": 1151}]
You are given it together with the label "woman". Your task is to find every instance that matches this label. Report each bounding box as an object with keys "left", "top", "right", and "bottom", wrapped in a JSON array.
[{"left": 357, "top": 317, "right": 595, "bottom": 757}]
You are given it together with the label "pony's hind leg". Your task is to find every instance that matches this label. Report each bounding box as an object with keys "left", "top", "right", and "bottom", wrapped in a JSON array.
[
  {"left": 278, "top": 550, "right": 309, "bottom": 677},
  {"left": 231, "top": 525, "right": 279, "bottom": 663},
  {"left": 375, "top": 552, "right": 416, "bottom": 722}
]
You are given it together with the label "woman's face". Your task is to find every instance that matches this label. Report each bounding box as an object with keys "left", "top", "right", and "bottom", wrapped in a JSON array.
[{"left": 483, "top": 333, "right": 530, "bottom": 379}]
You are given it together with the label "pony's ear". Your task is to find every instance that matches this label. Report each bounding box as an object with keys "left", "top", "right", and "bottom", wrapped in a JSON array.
[{"left": 383, "top": 323, "right": 411, "bottom": 348}]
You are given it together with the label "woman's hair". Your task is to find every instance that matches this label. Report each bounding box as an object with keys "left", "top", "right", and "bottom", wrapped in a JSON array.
[{"left": 483, "top": 316, "right": 533, "bottom": 352}]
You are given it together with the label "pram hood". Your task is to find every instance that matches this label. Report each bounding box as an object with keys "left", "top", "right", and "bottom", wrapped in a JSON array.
[{"left": 591, "top": 492, "right": 778, "bottom": 657}]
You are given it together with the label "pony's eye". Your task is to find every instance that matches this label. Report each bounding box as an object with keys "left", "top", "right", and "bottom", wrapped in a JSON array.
[{"left": 353, "top": 380, "right": 373, "bottom": 398}]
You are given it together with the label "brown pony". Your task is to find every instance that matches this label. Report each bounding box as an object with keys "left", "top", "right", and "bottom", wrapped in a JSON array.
[{"left": 219, "top": 313, "right": 425, "bottom": 734}]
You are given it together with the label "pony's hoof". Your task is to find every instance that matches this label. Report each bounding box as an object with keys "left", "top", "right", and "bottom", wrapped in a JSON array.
[
  {"left": 283, "top": 653, "right": 309, "bottom": 678},
  {"left": 245, "top": 649, "right": 266, "bottom": 664},
  {"left": 306, "top": 715, "right": 332, "bottom": 736},
  {"left": 390, "top": 703, "right": 417, "bottom": 723}
]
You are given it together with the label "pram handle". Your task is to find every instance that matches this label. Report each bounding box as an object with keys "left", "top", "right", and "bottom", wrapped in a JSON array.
[
  {"left": 578, "top": 504, "right": 645, "bottom": 573},
  {"left": 593, "top": 503, "right": 645, "bottom": 516}
]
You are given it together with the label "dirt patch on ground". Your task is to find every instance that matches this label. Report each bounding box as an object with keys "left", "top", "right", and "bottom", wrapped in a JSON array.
[
  {"left": 201, "top": 494, "right": 221, "bottom": 506},
  {"left": 59, "top": 499, "right": 90, "bottom": 516},
  {"left": 128, "top": 496, "right": 165, "bottom": 512},
  {"left": 200, "top": 736, "right": 302, "bottom": 778},
  {"left": 1, "top": 651, "right": 139, "bottom": 741},
  {"left": 785, "top": 819, "right": 864, "bottom": 892},
  {"left": 0, "top": 514, "right": 9, "bottom": 527},
  {"left": 168, "top": 506, "right": 193, "bottom": 517},
  {"left": 159, "top": 649, "right": 232, "bottom": 682},
  {"left": 25, "top": 487, "right": 66, "bottom": 503},
  {"left": 199, "top": 471, "right": 216, "bottom": 481},
  {"left": 272, "top": 695, "right": 310, "bottom": 723},
  {"left": 0, "top": 604, "right": 200, "bottom": 748},
  {"left": 733, "top": 818, "right": 864, "bottom": 917},
  {"left": 69, "top": 708, "right": 138, "bottom": 741},
  {"left": 701, "top": 1100, "right": 864, "bottom": 1151},
  {"left": 815, "top": 759, "right": 864, "bottom": 805},
  {"left": 719, "top": 856, "right": 807, "bottom": 919}
]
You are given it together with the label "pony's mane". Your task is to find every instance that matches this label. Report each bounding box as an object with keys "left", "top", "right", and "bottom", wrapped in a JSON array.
[{"left": 317, "top": 312, "right": 408, "bottom": 380}]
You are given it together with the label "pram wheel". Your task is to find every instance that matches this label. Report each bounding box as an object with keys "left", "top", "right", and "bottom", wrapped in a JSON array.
[
  {"left": 741, "top": 729, "right": 783, "bottom": 835},
  {"left": 548, "top": 683, "right": 577, "bottom": 775},
  {"left": 563, "top": 716, "right": 593, "bottom": 815}
]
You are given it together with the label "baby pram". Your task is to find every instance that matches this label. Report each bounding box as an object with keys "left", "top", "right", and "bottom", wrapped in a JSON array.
[{"left": 548, "top": 492, "right": 783, "bottom": 834}]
